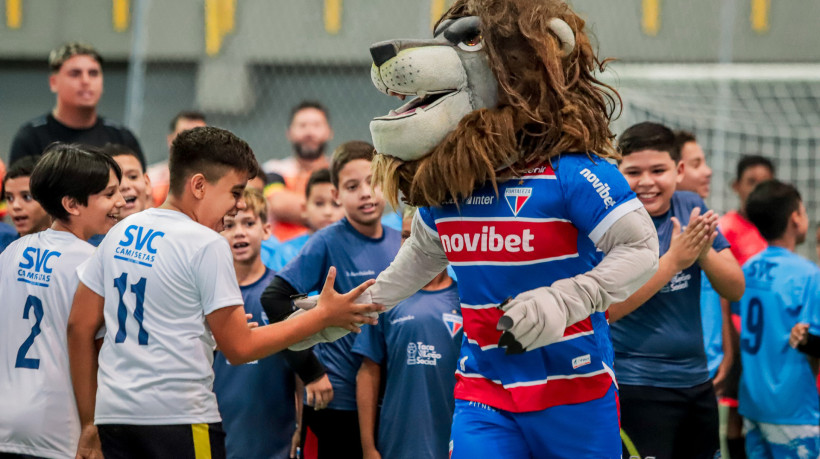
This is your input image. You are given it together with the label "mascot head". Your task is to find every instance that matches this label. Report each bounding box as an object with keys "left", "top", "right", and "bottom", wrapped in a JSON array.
[{"left": 369, "top": 0, "right": 620, "bottom": 207}]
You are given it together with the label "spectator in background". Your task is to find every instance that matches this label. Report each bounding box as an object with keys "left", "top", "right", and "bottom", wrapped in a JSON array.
[
  {"left": 265, "top": 169, "right": 343, "bottom": 271},
  {"left": 9, "top": 42, "right": 144, "bottom": 167},
  {"left": 263, "top": 101, "right": 333, "bottom": 242},
  {"left": 3, "top": 156, "right": 51, "bottom": 238},
  {"left": 0, "top": 157, "right": 16, "bottom": 251},
  {"left": 674, "top": 131, "right": 712, "bottom": 200},
  {"left": 244, "top": 169, "right": 283, "bottom": 263},
  {"left": 147, "top": 111, "right": 208, "bottom": 207},
  {"left": 354, "top": 205, "right": 461, "bottom": 459},
  {"left": 675, "top": 132, "right": 746, "bottom": 458}
]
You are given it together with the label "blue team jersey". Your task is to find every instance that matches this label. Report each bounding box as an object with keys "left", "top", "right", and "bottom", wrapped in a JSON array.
[
  {"left": 277, "top": 218, "right": 401, "bottom": 410},
  {"left": 732, "top": 247, "right": 820, "bottom": 425},
  {"left": 612, "top": 191, "right": 730, "bottom": 388},
  {"left": 352, "top": 282, "right": 462, "bottom": 459},
  {"left": 0, "top": 222, "right": 17, "bottom": 253},
  {"left": 419, "top": 153, "right": 643, "bottom": 413},
  {"left": 700, "top": 272, "right": 723, "bottom": 378},
  {"left": 259, "top": 236, "right": 280, "bottom": 269},
  {"left": 213, "top": 268, "right": 295, "bottom": 459},
  {"left": 265, "top": 233, "right": 309, "bottom": 272}
]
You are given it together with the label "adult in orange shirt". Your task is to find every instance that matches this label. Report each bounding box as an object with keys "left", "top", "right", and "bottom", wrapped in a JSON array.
[{"left": 262, "top": 101, "right": 333, "bottom": 242}]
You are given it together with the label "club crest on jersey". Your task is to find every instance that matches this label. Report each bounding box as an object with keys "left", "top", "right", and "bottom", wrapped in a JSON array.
[
  {"left": 504, "top": 187, "right": 532, "bottom": 217},
  {"left": 442, "top": 313, "right": 463, "bottom": 338}
]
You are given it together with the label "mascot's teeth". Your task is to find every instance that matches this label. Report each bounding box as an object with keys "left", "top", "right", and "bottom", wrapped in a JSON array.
[{"left": 417, "top": 90, "right": 427, "bottom": 99}]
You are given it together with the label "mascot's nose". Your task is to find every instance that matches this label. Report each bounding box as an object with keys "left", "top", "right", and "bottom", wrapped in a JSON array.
[{"left": 370, "top": 41, "right": 398, "bottom": 67}]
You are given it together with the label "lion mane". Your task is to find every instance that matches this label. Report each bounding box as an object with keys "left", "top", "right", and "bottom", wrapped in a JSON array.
[{"left": 373, "top": 0, "right": 621, "bottom": 208}]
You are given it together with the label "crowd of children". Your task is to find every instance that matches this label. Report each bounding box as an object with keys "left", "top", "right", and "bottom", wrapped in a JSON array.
[{"left": 0, "top": 116, "right": 818, "bottom": 459}]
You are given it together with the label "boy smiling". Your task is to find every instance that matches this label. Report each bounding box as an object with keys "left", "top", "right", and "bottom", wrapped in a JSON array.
[{"left": 612, "top": 122, "right": 745, "bottom": 459}]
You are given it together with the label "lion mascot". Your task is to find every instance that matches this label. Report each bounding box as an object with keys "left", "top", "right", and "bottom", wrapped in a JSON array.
[{"left": 290, "top": 0, "right": 659, "bottom": 456}]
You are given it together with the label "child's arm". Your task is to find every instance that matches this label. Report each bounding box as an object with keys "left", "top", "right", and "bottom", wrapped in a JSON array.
[
  {"left": 609, "top": 209, "right": 713, "bottom": 322},
  {"left": 208, "top": 267, "right": 383, "bottom": 365},
  {"left": 357, "top": 358, "right": 382, "bottom": 459},
  {"left": 712, "top": 297, "right": 739, "bottom": 396},
  {"left": 699, "top": 248, "right": 744, "bottom": 302},
  {"left": 67, "top": 282, "right": 105, "bottom": 459},
  {"left": 791, "top": 323, "right": 820, "bottom": 358}
]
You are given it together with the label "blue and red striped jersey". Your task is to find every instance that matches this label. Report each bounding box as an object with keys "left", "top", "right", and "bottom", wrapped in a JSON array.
[{"left": 418, "top": 153, "right": 642, "bottom": 413}]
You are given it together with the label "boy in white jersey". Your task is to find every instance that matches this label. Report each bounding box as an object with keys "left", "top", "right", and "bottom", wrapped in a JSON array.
[
  {"left": 67, "top": 126, "right": 382, "bottom": 459},
  {"left": 0, "top": 144, "right": 124, "bottom": 458}
]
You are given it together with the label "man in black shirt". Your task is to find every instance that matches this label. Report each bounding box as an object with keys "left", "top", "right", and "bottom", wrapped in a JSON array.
[{"left": 8, "top": 42, "right": 144, "bottom": 167}]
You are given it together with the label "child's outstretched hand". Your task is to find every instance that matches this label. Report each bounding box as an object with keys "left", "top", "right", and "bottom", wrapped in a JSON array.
[
  {"left": 667, "top": 207, "right": 712, "bottom": 271},
  {"left": 315, "top": 267, "right": 384, "bottom": 333}
]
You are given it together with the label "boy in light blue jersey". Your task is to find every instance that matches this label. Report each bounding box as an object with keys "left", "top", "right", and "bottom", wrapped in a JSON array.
[
  {"left": 354, "top": 206, "right": 462, "bottom": 459},
  {"left": 733, "top": 179, "right": 819, "bottom": 458},
  {"left": 266, "top": 168, "right": 342, "bottom": 271}
]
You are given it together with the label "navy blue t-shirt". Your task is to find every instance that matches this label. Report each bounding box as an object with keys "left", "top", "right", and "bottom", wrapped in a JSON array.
[
  {"left": 611, "top": 191, "right": 730, "bottom": 388},
  {"left": 277, "top": 218, "right": 402, "bottom": 410},
  {"left": 353, "top": 282, "right": 462, "bottom": 459},
  {"left": 213, "top": 268, "right": 296, "bottom": 459}
]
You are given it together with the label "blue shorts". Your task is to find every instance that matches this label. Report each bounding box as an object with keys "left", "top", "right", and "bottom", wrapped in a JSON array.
[
  {"left": 450, "top": 383, "right": 620, "bottom": 459},
  {"left": 745, "top": 419, "right": 820, "bottom": 459}
]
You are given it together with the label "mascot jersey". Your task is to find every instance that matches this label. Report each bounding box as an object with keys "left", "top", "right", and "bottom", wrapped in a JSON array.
[{"left": 417, "top": 153, "right": 642, "bottom": 413}]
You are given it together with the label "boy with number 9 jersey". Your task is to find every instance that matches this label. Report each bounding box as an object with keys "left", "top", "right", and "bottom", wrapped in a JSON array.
[
  {"left": 734, "top": 180, "right": 820, "bottom": 458},
  {"left": 0, "top": 144, "right": 124, "bottom": 458},
  {"left": 67, "top": 127, "right": 383, "bottom": 459}
]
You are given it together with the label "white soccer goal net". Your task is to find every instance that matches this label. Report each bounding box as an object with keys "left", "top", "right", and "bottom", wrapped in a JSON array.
[{"left": 604, "top": 64, "right": 820, "bottom": 260}]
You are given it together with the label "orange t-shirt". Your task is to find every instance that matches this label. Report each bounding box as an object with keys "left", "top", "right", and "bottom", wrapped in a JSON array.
[
  {"left": 263, "top": 156, "right": 329, "bottom": 242},
  {"left": 718, "top": 210, "right": 768, "bottom": 266}
]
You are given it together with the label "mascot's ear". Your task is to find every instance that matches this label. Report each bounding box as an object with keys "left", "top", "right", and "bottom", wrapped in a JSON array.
[{"left": 548, "top": 18, "right": 575, "bottom": 57}]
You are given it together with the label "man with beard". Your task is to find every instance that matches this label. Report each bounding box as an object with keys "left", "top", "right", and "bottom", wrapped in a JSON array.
[{"left": 263, "top": 101, "right": 334, "bottom": 242}]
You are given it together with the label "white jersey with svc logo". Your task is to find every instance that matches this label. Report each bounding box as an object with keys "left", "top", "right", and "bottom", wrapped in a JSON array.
[
  {"left": 77, "top": 208, "right": 243, "bottom": 425},
  {"left": 0, "top": 230, "right": 94, "bottom": 458}
]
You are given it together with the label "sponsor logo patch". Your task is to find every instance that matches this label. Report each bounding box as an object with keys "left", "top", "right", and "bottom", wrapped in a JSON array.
[{"left": 572, "top": 354, "right": 592, "bottom": 369}]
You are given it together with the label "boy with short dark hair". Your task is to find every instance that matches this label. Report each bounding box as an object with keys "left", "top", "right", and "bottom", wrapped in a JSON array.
[
  {"left": 354, "top": 205, "right": 461, "bottom": 459},
  {"left": 3, "top": 156, "right": 51, "bottom": 237},
  {"left": 736, "top": 180, "right": 819, "bottom": 458},
  {"left": 261, "top": 140, "right": 401, "bottom": 459},
  {"left": 612, "top": 121, "right": 745, "bottom": 459},
  {"left": 67, "top": 127, "right": 380, "bottom": 459},
  {"left": 214, "top": 187, "right": 298, "bottom": 459},
  {"left": 0, "top": 143, "right": 125, "bottom": 458},
  {"left": 266, "top": 168, "right": 343, "bottom": 271}
]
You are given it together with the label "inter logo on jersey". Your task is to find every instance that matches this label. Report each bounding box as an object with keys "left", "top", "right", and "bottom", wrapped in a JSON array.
[
  {"left": 17, "top": 247, "right": 61, "bottom": 286},
  {"left": 504, "top": 187, "right": 532, "bottom": 217},
  {"left": 442, "top": 313, "right": 463, "bottom": 338}
]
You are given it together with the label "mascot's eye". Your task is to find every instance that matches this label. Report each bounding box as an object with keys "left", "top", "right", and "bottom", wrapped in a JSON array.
[{"left": 457, "top": 34, "right": 484, "bottom": 51}]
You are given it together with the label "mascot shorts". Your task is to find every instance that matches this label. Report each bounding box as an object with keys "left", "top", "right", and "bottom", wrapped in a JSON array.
[{"left": 449, "top": 383, "right": 620, "bottom": 459}]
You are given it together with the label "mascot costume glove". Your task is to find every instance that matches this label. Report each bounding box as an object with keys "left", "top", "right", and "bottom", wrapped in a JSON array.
[
  {"left": 285, "top": 210, "right": 449, "bottom": 351},
  {"left": 497, "top": 208, "right": 658, "bottom": 353}
]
